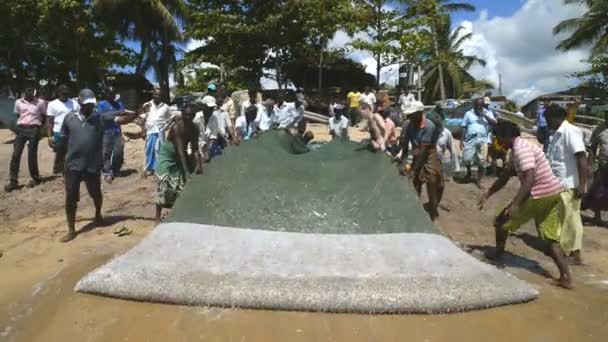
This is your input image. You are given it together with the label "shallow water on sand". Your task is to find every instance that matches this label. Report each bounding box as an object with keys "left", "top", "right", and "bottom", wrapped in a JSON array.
[{"left": 2, "top": 254, "right": 608, "bottom": 342}]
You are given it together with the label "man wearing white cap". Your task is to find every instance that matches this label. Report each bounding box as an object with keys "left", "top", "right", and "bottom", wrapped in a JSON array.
[
  {"left": 400, "top": 101, "right": 443, "bottom": 223},
  {"left": 59, "top": 89, "right": 136, "bottom": 242},
  {"left": 141, "top": 88, "right": 172, "bottom": 176}
]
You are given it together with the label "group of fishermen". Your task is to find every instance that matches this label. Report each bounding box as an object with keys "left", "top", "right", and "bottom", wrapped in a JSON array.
[{"left": 6, "top": 83, "right": 608, "bottom": 289}]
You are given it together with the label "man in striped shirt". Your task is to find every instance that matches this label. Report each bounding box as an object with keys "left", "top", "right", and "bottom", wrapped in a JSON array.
[{"left": 478, "top": 121, "right": 572, "bottom": 289}]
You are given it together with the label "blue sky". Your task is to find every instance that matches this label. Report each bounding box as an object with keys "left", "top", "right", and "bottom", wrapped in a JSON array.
[
  {"left": 126, "top": 0, "right": 589, "bottom": 105},
  {"left": 451, "top": 0, "right": 524, "bottom": 22}
]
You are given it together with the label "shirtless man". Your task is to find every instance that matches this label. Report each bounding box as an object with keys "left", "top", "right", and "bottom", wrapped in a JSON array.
[
  {"left": 360, "top": 103, "right": 385, "bottom": 151},
  {"left": 155, "top": 103, "right": 203, "bottom": 224}
]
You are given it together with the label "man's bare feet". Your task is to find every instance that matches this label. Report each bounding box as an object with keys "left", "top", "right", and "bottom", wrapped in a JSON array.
[
  {"left": 568, "top": 251, "right": 583, "bottom": 266},
  {"left": 60, "top": 231, "right": 77, "bottom": 243},
  {"left": 485, "top": 249, "right": 505, "bottom": 262},
  {"left": 94, "top": 214, "right": 105, "bottom": 226},
  {"left": 552, "top": 277, "right": 574, "bottom": 290}
]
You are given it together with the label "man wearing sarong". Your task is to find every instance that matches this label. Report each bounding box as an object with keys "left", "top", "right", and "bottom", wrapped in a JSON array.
[
  {"left": 400, "top": 101, "right": 442, "bottom": 223},
  {"left": 141, "top": 88, "right": 172, "bottom": 176},
  {"left": 478, "top": 121, "right": 572, "bottom": 289},
  {"left": 155, "top": 103, "right": 202, "bottom": 224},
  {"left": 584, "top": 111, "right": 608, "bottom": 226},
  {"left": 546, "top": 104, "right": 587, "bottom": 265}
]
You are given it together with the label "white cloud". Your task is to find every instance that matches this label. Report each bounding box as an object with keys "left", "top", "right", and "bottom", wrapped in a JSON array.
[
  {"left": 185, "top": 39, "right": 205, "bottom": 52},
  {"left": 329, "top": 31, "right": 400, "bottom": 86},
  {"left": 459, "top": 0, "right": 589, "bottom": 105}
]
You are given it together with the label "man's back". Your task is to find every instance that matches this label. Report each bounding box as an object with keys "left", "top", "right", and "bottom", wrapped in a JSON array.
[{"left": 512, "top": 137, "right": 563, "bottom": 199}]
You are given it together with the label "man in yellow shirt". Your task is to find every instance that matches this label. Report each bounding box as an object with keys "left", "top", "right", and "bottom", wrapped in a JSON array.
[{"left": 347, "top": 88, "right": 361, "bottom": 126}]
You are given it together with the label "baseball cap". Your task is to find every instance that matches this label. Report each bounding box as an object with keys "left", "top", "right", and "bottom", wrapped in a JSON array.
[
  {"left": 207, "top": 84, "right": 217, "bottom": 92},
  {"left": 483, "top": 96, "right": 491, "bottom": 105},
  {"left": 79, "top": 88, "right": 97, "bottom": 105},
  {"left": 202, "top": 95, "right": 217, "bottom": 108},
  {"left": 402, "top": 101, "right": 425, "bottom": 116}
]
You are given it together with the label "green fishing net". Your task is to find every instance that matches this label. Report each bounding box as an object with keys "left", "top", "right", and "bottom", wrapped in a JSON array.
[{"left": 168, "top": 130, "right": 438, "bottom": 234}]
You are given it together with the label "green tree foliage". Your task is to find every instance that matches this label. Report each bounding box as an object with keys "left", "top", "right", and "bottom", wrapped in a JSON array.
[
  {"left": 404, "top": 0, "right": 475, "bottom": 100},
  {"left": 554, "top": 0, "right": 608, "bottom": 58},
  {"left": 421, "top": 16, "right": 487, "bottom": 103},
  {"left": 0, "top": 0, "right": 134, "bottom": 91},
  {"left": 283, "top": 51, "right": 376, "bottom": 90},
  {"left": 573, "top": 55, "right": 608, "bottom": 91},
  {"left": 350, "top": 0, "right": 403, "bottom": 88},
  {"left": 92, "top": 0, "right": 186, "bottom": 102},
  {"left": 184, "top": 0, "right": 357, "bottom": 91}
]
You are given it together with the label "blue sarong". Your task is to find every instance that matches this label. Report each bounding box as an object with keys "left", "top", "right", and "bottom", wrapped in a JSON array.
[{"left": 145, "top": 132, "right": 162, "bottom": 172}]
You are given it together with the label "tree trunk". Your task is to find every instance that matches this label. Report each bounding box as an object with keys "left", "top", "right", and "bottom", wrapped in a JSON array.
[
  {"left": 431, "top": 23, "right": 446, "bottom": 101},
  {"left": 376, "top": 53, "right": 381, "bottom": 88},
  {"left": 159, "top": 39, "right": 171, "bottom": 104},
  {"left": 135, "top": 40, "right": 147, "bottom": 76},
  {"left": 318, "top": 45, "right": 324, "bottom": 93}
]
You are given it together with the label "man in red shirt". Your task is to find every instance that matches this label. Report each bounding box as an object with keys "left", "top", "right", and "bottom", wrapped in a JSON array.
[{"left": 6, "top": 88, "right": 46, "bottom": 192}]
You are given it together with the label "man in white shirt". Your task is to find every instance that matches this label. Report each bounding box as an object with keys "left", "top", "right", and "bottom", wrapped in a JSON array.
[
  {"left": 275, "top": 93, "right": 303, "bottom": 129},
  {"left": 328, "top": 109, "right": 349, "bottom": 140},
  {"left": 141, "top": 88, "right": 172, "bottom": 176},
  {"left": 204, "top": 96, "right": 235, "bottom": 158},
  {"left": 235, "top": 105, "right": 259, "bottom": 141},
  {"left": 257, "top": 98, "right": 276, "bottom": 131},
  {"left": 546, "top": 104, "right": 588, "bottom": 264},
  {"left": 399, "top": 86, "right": 416, "bottom": 114},
  {"left": 360, "top": 86, "right": 376, "bottom": 112},
  {"left": 46, "top": 85, "right": 79, "bottom": 175}
]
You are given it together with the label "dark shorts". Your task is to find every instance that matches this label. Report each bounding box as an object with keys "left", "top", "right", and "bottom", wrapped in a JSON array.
[{"left": 65, "top": 169, "right": 101, "bottom": 206}]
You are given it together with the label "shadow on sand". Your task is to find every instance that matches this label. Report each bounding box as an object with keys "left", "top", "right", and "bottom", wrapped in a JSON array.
[
  {"left": 466, "top": 243, "right": 552, "bottom": 278},
  {"left": 75, "top": 215, "right": 155, "bottom": 236}
]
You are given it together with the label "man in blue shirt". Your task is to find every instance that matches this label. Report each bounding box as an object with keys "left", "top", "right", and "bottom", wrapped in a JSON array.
[
  {"left": 461, "top": 98, "right": 497, "bottom": 188},
  {"left": 97, "top": 87, "right": 125, "bottom": 183},
  {"left": 536, "top": 99, "right": 550, "bottom": 152}
]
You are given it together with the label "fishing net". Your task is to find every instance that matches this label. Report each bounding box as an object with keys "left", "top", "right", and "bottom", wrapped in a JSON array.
[
  {"left": 168, "top": 130, "right": 437, "bottom": 235},
  {"left": 76, "top": 130, "right": 539, "bottom": 313}
]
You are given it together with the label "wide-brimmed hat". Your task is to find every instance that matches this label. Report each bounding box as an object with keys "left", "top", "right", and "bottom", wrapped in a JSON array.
[
  {"left": 402, "top": 101, "right": 425, "bottom": 115},
  {"left": 202, "top": 95, "right": 217, "bottom": 108}
]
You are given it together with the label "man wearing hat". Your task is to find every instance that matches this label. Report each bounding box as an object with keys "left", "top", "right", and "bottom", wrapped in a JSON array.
[
  {"left": 59, "top": 89, "right": 136, "bottom": 242},
  {"left": 400, "top": 101, "right": 443, "bottom": 223}
]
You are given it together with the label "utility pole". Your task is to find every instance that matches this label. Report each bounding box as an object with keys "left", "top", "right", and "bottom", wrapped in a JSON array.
[
  {"left": 499, "top": 73, "right": 502, "bottom": 96},
  {"left": 417, "top": 64, "right": 422, "bottom": 101}
]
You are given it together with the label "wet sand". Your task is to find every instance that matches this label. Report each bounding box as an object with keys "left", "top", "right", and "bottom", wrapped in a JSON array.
[{"left": 1, "top": 125, "right": 608, "bottom": 341}]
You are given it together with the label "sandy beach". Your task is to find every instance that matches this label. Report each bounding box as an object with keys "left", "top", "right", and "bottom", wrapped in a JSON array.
[{"left": 1, "top": 124, "right": 608, "bottom": 341}]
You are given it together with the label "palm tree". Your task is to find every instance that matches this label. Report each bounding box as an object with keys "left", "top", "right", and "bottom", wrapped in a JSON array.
[
  {"left": 92, "top": 0, "right": 185, "bottom": 102},
  {"left": 422, "top": 16, "right": 487, "bottom": 103},
  {"left": 405, "top": 0, "right": 475, "bottom": 100},
  {"left": 553, "top": 0, "right": 608, "bottom": 57}
]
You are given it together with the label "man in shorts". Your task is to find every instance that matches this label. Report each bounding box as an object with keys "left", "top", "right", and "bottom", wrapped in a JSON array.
[
  {"left": 461, "top": 98, "right": 497, "bottom": 188},
  {"left": 478, "top": 121, "right": 571, "bottom": 289},
  {"left": 60, "top": 89, "right": 136, "bottom": 242}
]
